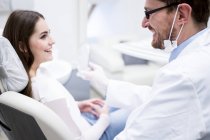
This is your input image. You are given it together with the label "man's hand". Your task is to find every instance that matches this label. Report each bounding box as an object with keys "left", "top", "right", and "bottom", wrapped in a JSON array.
[{"left": 77, "top": 62, "right": 109, "bottom": 96}]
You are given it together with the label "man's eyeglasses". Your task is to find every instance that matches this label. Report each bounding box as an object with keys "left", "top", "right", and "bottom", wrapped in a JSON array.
[{"left": 144, "top": 3, "right": 179, "bottom": 19}]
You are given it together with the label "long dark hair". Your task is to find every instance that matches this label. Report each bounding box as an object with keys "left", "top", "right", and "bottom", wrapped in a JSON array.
[{"left": 3, "top": 10, "right": 45, "bottom": 97}]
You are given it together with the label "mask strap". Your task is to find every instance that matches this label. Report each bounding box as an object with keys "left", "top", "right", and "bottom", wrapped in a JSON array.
[
  {"left": 175, "top": 23, "right": 184, "bottom": 41},
  {"left": 168, "top": 5, "right": 180, "bottom": 40}
]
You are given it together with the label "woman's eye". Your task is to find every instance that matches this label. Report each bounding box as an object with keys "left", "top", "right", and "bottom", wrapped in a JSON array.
[{"left": 40, "top": 34, "right": 47, "bottom": 39}]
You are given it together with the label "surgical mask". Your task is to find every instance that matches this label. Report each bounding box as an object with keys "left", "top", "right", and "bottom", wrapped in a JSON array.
[{"left": 163, "top": 5, "right": 184, "bottom": 53}]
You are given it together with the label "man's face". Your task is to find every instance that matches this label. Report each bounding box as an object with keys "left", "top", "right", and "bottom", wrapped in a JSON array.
[{"left": 142, "top": 0, "right": 178, "bottom": 49}]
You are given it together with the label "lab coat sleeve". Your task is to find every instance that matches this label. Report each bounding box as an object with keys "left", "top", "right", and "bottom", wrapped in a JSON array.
[
  {"left": 0, "top": 37, "right": 28, "bottom": 92},
  {"left": 115, "top": 68, "right": 205, "bottom": 140},
  {"left": 106, "top": 79, "right": 152, "bottom": 109}
]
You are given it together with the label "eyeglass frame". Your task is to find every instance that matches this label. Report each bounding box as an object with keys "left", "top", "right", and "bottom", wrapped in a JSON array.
[{"left": 144, "top": 2, "right": 179, "bottom": 19}]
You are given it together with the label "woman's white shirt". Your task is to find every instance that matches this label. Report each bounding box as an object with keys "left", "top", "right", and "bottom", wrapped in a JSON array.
[{"left": 31, "top": 64, "right": 109, "bottom": 140}]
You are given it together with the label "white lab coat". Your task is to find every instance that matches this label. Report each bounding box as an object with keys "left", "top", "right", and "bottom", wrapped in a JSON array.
[{"left": 106, "top": 28, "right": 210, "bottom": 140}]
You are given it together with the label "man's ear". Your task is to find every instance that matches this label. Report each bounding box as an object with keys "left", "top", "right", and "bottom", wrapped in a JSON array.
[
  {"left": 177, "top": 3, "right": 192, "bottom": 25},
  {"left": 18, "top": 41, "right": 28, "bottom": 53}
]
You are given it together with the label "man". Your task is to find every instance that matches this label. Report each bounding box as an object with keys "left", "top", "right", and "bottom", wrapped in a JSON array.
[{"left": 79, "top": 0, "right": 210, "bottom": 139}]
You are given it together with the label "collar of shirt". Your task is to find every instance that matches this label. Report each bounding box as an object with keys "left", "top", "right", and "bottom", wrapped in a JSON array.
[{"left": 169, "top": 28, "right": 208, "bottom": 62}]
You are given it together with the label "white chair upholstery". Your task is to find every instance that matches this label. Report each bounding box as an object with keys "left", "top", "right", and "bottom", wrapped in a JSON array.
[
  {"left": 0, "top": 91, "right": 74, "bottom": 140},
  {"left": 0, "top": 36, "right": 28, "bottom": 92}
]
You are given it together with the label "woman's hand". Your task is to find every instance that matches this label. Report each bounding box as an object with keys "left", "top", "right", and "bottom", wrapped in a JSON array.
[
  {"left": 92, "top": 102, "right": 109, "bottom": 118},
  {"left": 78, "top": 98, "right": 109, "bottom": 117}
]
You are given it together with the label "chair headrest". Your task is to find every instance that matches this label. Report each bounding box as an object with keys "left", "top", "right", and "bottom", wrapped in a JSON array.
[{"left": 0, "top": 36, "right": 28, "bottom": 93}]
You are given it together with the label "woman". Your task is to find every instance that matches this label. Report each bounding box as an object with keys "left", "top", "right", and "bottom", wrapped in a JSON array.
[{"left": 3, "top": 10, "right": 128, "bottom": 140}]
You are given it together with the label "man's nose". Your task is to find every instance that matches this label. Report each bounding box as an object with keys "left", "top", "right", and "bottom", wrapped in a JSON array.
[{"left": 141, "top": 17, "right": 149, "bottom": 28}]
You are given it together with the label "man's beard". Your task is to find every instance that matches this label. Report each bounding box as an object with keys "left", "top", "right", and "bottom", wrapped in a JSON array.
[
  {"left": 151, "top": 28, "right": 178, "bottom": 50},
  {"left": 151, "top": 32, "right": 165, "bottom": 50}
]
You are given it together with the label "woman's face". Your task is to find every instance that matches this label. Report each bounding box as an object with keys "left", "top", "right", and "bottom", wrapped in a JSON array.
[{"left": 29, "top": 18, "right": 55, "bottom": 66}]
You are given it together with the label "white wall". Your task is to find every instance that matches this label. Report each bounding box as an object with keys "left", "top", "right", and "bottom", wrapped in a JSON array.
[
  {"left": 0, "top": 0, "right": 34, "bottom": 29},
  {"left": 87, "top": 0, "right": 152, "bottom": 41},
  {"left": 34, "top": 0, "right": 88, "bottom": 64}
]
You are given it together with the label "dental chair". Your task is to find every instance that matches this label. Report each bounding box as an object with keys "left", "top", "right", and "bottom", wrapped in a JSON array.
[
  {"left": 0, "top": 36, "right": 73, "bottom": 140},
  {"left": 0, "top": 91, "right": 73, "bottom": 140}
]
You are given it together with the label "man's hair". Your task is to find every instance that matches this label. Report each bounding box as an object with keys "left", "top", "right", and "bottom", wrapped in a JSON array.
[{"left": 158, "top": 0, "right": 210, "bottom": 26}]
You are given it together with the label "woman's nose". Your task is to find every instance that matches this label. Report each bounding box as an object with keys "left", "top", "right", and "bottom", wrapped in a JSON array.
[{"left": 49, "top": 36, "right": 55, "bottom": 45}]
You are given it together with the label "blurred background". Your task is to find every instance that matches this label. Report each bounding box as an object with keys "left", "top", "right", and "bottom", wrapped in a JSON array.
[{"left": 2, "top": 0, "right": 205, "bottom": 100}]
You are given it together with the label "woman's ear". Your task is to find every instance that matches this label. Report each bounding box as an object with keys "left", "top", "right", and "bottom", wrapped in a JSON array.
[
  {"left": 178, "top": 3, "right": 192, "bottom": 25},
  {"left": 18, "top": 41, "right": 28, "bottom": 53}
]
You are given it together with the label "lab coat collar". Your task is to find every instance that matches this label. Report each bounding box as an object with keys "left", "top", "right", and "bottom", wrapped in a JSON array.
[{"left": 169, "top": 28, "right": 209, "bottom": 62}]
